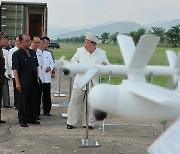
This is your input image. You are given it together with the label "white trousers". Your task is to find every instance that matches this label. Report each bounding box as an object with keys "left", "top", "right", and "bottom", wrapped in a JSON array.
[{"left": 67, "top": 88, "right": 94, "bottom": 126}]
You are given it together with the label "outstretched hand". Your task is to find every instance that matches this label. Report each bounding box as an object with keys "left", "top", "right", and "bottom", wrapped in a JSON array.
[{"left": 101, "top": 62, "right": 108, "bottom": 65}]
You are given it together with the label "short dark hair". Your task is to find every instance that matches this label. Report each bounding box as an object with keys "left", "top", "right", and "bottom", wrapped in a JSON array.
[
  {"left": 14, "top": 36, "right": 19, "bottom": 41},
  {"left": 8, "top": 38, "right": 13, "bottom": 41},
  {"left": 30, "top": 35, "right": 40, "bottom": 41},
  {"left": 19, "top": 34, "right": 28, "bottom": 42},
  {"left": 42, "top": 36, "right": 50, "bottom": 43},
  {"left": 39, "top": 37, "right": 44, "bottom": 41},
  {"left": 19, "top": 34, "right": 23, "bottom": 42},
  {"left": 90, "top": 41, "right": 97, "bottom": 45}
]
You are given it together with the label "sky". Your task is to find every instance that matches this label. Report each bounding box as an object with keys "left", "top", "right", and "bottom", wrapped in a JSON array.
[{"left": 1, "top": 0, "right": 180, "bottom": 28}]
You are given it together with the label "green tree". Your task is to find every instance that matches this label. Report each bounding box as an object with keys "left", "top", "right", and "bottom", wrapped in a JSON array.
[
  {"left": 128, "top": 28, "right": 146, "bottom": 45},
  {"left": 79, "top": 35, "right": 86, "bottom": 42},
  {"left": 109, "top": 32, "right": 119, "bottom": 44},
  {"left": 101, "top": 32, "right": 110, "bottom": 43},
  {"left": 166, "top": 25, "right": 180, "bottom": 47},
  {"left": 149, "top": 27, "right": 166, "bottom": 44}
]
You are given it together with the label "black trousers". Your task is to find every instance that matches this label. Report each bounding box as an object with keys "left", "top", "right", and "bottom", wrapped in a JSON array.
[
  {"left": 13, "top": 78, "right": 19, "bottom": 108},
  {"left": 36, "top": 83, "right": 41, "bottom": 117},
  {"left": 37, "top": 81, "right": 51, "bottom": 116},
  {"left": 18, "top": 86, "right": 36, "bottom": 124},
  {"left": 0, "top": 84, "right": 2, "bottom": 120},
  {"left": 2, "top": 77, "right": 10, "bottom": 106}
]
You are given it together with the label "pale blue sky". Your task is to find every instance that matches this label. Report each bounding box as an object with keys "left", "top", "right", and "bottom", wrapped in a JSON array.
[{"left": 1, "top": 0, "right": 180, "bottom": 27}]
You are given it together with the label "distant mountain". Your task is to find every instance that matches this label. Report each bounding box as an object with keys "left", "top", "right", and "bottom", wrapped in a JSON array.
[
  {"left": 49, "top": 19, "right": 180, "bottom": 39},
  {"left": 90, "top": 21, "right": 146, "bottom": 35},
  {"left": 57, "top": 21, "right": 146, "bottom": 39},
  {"left": 68, "top": 20, "right": 119, "bottom": 31},
  {"left": 145, "top": 19, "right": 180, "bottom": 30},
  {"left": 157, "top": 19, "right": 180, "bottom": 29},
  {"left": 48, "top": 25, "right": 70, "bottom": 39},
  {"left": 145, "top": 20, "right": 170, "bottom": 28}
]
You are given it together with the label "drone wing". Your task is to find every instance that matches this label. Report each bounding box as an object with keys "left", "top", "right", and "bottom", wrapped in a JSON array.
[
  {"left": 118, "top": 34, "right": 160, "bottom": 69},
  {"left": 117, "top": 34, "right": 135, "bottom": 65},
  {"left": 128, "top": 34, "right": 160, "bottom": 69},
  {"left": 129, "top": 83, "right": 180, "bottom": 107}
]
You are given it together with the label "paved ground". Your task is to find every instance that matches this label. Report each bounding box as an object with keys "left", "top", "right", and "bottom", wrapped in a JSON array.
[{"left": 0, "top": 74, "right": 166, "bottom": 154}]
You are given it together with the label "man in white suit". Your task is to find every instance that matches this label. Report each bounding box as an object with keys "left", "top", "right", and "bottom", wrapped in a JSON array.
[
  {"left": 36, "top": 38, "right": 55, "bottom": 116},
  {"left": 30, "top": 35, "right": 41, "bottom": 119},
  {"left": 8, "top": 36, "right": 21, "bottom": 109},
  {"left": 2, "top": 48, "right": 11, "bottom": 108},
  {"left": 67, "top": 32, "right": 109, "bottom": 129}
]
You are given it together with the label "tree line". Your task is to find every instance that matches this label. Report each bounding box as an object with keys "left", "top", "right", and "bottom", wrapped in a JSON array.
[{"left": 53, "top": 24, "right": 180, "bottom": 47}]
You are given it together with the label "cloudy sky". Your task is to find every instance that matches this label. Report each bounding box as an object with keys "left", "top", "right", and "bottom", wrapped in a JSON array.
[{"left": 1, "top": 0, "right": 180, "bottom": 28}]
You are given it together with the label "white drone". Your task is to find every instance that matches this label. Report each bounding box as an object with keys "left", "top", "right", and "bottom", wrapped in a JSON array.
[{"left": 63, "top": 34, "right": 180, "bottom": 123}]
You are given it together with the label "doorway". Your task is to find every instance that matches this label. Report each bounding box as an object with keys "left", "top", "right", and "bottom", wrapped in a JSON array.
[{"left": 29, "top": 14, "right": 42, "bottom": 37}]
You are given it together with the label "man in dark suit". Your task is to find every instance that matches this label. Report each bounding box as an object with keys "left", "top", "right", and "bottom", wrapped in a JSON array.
[
  {"left": 0, "top": 32, "right": 7, "bottom": 123},
  {"left": 12, "top": 34, "right": 40, "bottom": 127}
]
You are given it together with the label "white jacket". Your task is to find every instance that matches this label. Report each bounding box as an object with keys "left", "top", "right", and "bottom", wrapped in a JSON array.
[
  {"left": 8, "top": 46, "right": 19, "bottom": 78},
  {"left": 36, "top": 49, "right": 55, "bottom": 83},
  {"left": 2, "top": 48, "right": 10, "bottom": 78},
  {"left": 71, "top": 47, "right": 109, "bottom": 90}
]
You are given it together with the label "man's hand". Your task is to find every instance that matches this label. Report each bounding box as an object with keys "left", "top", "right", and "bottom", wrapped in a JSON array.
[
  {"left": 45, "top": 67, "right": 51, "bottom": 72},
  {"left": 101, "top": 62, "right": 108, "bottom": 65},
  {"left": 51, "top": 72, "right": 55, "bottom": 78},
  {"left": 16, "top": 82, "right": 21, "bottom": 92},
  {"left": 8, "top": 74, "right": 12, "bottom": 80}
]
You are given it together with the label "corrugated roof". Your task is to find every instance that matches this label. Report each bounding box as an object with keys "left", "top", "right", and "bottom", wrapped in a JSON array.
[{"left": 1, "top": 1, "right": 47, "bottom": 7}]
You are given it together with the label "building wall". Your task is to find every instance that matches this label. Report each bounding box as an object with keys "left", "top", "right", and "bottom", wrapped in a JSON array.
[{"left": 0, "top": 1, "right": 47, "bottom": 38}]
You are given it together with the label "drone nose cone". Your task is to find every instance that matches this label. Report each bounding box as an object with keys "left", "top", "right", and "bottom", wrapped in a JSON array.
[
  {"left": 63, "top": 68, "right": 70, "bottom": 75},
  {"left": 88, "top": 84, "right": 118, "bottom": 112},
  {"left": 88, "top": 84, "right": 108, "bottom": 110},
  {"left": 94, "top": 110, "right": 107, "bottom": 121}
]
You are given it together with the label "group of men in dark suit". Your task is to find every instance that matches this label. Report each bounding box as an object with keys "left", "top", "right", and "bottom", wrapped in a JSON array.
[{"left": 0, "top": 33, "right": 55, "bottom": 127}]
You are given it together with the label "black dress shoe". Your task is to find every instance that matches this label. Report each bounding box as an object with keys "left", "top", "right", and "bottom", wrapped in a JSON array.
[
  {"left": 67, "top": 124, "right": 75, "bottom": 129},
  {"left": 20, "top": 123, "right": 28, "bottom": 127},
  {"left": 83, "top": 126, "right": 94, "bottom": 129},
  {"left": 0, "top": 120, "right": 6, "bottom": 123},
  {"left": 44, "top": 113, "right": 51, "bottom": 116},
  {"left": 3, "top": 105, "right": 12, "bottom": 108},
  {"left": 28, "top": 120, "right": 40, "bottom": 124},
  {"left": 14, "top": 106, "right": 18, "bottom": 110}
]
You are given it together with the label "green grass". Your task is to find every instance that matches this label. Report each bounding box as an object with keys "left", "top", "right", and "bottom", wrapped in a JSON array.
[
  {"left": 52, "top": 42, "right": 180, "bottom": 87},
  {"left": 53, "top": 43, "right": 82, "bottom": 60}
]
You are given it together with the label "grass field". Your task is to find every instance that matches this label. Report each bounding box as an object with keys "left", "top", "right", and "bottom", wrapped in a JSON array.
[{"left": 52, "top": 42, "right": 180, "bottom": 87}]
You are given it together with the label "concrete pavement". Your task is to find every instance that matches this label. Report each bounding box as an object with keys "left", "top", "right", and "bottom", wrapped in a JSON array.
[{"left": 0, "top": 78, "right": 163, "bottom": 154}]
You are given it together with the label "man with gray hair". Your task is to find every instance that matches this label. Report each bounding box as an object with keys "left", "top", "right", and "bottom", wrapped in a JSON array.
[
  {"left": 67, "top": 32, "right": 109, "bottom": 129},
  {"left": 12, "top": 34, "right": 40, "bottom": 127}
]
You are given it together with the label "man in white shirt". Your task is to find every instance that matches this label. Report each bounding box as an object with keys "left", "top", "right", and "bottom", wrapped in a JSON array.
[
  {"left": 5, "top": 38, "right": 15, "bottom": 50},
  {"left": 36, "top": 38, "right": 55, "bottom": 116},
  {"left": 67, "top": 32, "right": 109, "bottom": 129},
  {"left": 42, "top": 36, "right": 55, "bottom": 78},
  {"left": 0, "top": 32, "right": 7, "bottom": 123},
  {"left": 8, "top": 36, "right": 21, "bottom": 109},
  {"left": 30, "top": 35, "right": 41, "bottom": 119},
  {"left": 2, "top": 48, "right": 11, "bottom": 108}
]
